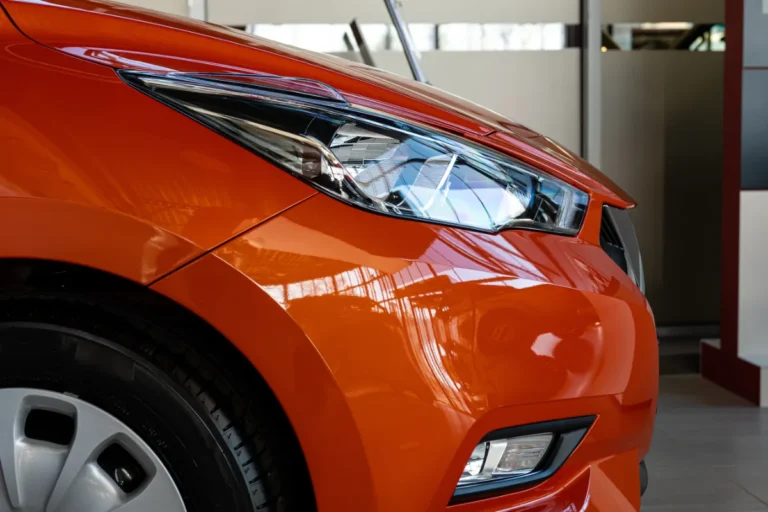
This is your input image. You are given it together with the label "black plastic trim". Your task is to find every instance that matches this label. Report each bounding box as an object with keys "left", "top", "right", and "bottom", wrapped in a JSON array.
[
  {"left": 600, "top": 207, "right": 628, "bottom": 274},
  {"left": 450, "top": 416, "right": 595, "bottom": 505},
  {"left": 602, "top": 206, "right": 644, "bottom": 293}
]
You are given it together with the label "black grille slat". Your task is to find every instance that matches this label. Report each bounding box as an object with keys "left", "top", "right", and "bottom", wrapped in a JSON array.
[
  {"left": 600, "top": 206, "right": 645, "bottom": 293},
  {"left": 600, "top": 214, "right": 622, "bottom": 247},
  {"left": 600, "top": 209, "right": 629, "bottom": 274}
]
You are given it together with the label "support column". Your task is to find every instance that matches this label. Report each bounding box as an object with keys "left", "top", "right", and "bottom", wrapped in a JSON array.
[
  {"left": 188, "top": 0, "right": 207, "bottom": 21},
  {"left": 581, "top": 0, "right": 602, "bottom": 167},
  {"left": 702, "top": 0, "right": 768, "bottom": 406}
]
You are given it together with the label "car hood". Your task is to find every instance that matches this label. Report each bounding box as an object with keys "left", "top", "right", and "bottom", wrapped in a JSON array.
[{"left": 0, "top": 0, "right": 633, "bottom": 206}]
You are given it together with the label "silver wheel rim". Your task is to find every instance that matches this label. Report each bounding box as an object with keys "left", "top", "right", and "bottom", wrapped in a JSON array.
[{"left": 0, "top": 388, "right": 186, "bottom": 512}]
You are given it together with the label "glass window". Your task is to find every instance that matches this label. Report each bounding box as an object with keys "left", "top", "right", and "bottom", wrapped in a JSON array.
[
  {"left": 439, "top": 24, "right": 566, "bottom": 51},
  {"left": 604, "top": 23, "right": 724, "bottom": 51},
  {"left": 247, "top": 23, "right": 566, "bottom": 53}
]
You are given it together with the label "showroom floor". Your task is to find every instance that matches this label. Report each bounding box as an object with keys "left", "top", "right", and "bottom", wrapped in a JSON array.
[{"left": 642, "top": 374, "right": 768, "bottom": 511}]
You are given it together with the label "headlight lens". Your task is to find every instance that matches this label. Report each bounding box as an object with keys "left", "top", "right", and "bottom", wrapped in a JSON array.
[{"left": 122, "top": 71, "right": 588, "bottom": 234}]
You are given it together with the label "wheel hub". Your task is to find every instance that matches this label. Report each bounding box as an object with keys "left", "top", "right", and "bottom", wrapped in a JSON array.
[{"left": 0, "top": 388, "right": 186, "bottom": 512}]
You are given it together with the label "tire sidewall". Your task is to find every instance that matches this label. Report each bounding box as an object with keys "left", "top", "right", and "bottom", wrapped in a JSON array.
[{"left": 0, "top": 320, "right": 253, "bottom": 512}]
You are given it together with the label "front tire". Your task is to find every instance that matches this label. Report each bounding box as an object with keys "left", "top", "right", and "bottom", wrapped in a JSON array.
[{"left": 0, "top": 293, "right": 314, "bottom": 512}]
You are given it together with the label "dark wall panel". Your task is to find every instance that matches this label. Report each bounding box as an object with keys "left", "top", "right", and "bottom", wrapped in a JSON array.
[
  {"left": 744, "top": 0, "right": 768, "bottom": 67},
  {"left": 741, "top": 75, "right": 768, "bottom": 190}
]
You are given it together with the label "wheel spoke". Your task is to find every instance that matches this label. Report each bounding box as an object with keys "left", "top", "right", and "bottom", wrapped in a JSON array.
[
  {"left": 112, "top": 471, "right": 187, "bottom": 512},
  {"left": 16, "top": 439, "right": 69, "bottom": 511},
  {"left": 48, "top": 463, "right": 123, "bottom": 512},
  {"left": 0, "top": 388, "right": 186, "bottom": 512},
  {"left": 45, "top": 402, "right": 121, "bottom": 512},
  {"left": 0, "top": 389, "right": 27, "bottom": 508}
]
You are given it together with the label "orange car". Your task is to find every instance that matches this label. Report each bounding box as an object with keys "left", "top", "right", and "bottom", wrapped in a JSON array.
[{"left": 0, "top": 1, "right": 658, "bottom": 511}]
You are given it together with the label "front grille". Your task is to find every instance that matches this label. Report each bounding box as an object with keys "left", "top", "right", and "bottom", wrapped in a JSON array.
[
  {"left": 600, "top": 209, "right": 629, "bottom": 274},
  {"left": 600, "top": 206, "right": 644, "bottom": 292},
  {"left": 600, "top": 210, "right": 621, "bottom": 247}
]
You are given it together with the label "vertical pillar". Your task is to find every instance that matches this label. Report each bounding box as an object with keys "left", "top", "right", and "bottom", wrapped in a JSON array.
[
  {"left": 188, "top": 0, "right": 207, "bottom": 21},
  {"left": 702, "top": 0, "right": 768, "bottom": 406},
  {"left": 581, "top": 0, "right": 602, "bottom": 167}
]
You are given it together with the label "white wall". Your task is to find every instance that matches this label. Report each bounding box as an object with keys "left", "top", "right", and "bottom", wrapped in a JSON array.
[
  {"left": 335, "top": 51, "right": 581, "bottom": 153},
  {"left": 124, "top": 0, "right": 187, "bottom": 16},
  {"left": 120, "top": 0, "right": 725, "bottom": 24},
  {"left": 738, "top": 191, "right": 768, "bottom": 359},
  {"left": 208, "top": 0, "right": 580, "bottom": 25}
]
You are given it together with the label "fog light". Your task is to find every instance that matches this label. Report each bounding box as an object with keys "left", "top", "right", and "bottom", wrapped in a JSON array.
[
  {"left": 453, "top": 417, "right": 594, "bottom": 504},
  {"left": 458, "top": 433, "right": 552, "bottom": 486}
]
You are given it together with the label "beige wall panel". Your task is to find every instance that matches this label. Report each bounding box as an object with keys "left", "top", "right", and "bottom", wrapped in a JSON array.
[
  {"left": 602, "top": 52, "right": 723, "bottom": 324},
  {"left": 336, "top": 50, "right": 581, "bottom": 153},
  {"left": 117, "top": 0, "right": 188, "bottom": 16},
  {"left": 208, "top": 0, "right": 579, "bottom": 25},
  {"left": 603, "top": 0, "right": 724, "bottom": 23}
]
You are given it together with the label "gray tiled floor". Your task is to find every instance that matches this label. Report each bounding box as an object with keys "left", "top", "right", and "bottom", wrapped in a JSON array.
[{"left": 643, "top": 375, "right": 768, "bottom": 511}]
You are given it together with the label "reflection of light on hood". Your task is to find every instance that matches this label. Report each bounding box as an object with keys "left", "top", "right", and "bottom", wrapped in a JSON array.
[
  {"left": 486, "top": 279, "right": 543, "bottom": 290},
  {"left": 448, "top": 268, "right": 544, "bottom": 290},
  {"left": 531, "top": 333, "right": 562, "bottom": 358},
  {"left": 249, "top": 217, "right": 409, "bottom": 274}
]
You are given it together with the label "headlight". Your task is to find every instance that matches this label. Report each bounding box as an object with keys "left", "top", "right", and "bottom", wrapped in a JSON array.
[{"left": 121, "top": 71, "right": 588, "bottom": 234}]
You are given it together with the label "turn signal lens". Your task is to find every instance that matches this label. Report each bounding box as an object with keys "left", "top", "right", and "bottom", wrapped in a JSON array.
[{"left": 458, "top": 434, "right": 553, "bottom": 486}]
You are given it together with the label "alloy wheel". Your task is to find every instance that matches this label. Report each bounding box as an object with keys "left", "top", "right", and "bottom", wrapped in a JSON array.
[{"left": 0, "top": 388, "right": 186, "bottom": 512}]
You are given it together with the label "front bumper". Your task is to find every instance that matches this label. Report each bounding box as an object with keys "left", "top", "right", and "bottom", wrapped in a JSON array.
[
  {"left": 452, "top": 453, "right": 644, "bottom": 512},
  {"left": 177, "top": 192, "right": 658, "bottom": 511},
  {"left": 446, "top": 395, "right": 653, "bottom": 511}
]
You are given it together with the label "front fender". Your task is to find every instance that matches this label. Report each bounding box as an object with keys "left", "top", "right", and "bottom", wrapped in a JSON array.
[
  {"left": 150, "top": 252, "right": 377, "bottom": 511},
  {"left": 0, "top": 197, "right": 200, "bottom": 283},
  {"left": 0, "top": 32, "right": 315, "bottom": 277}
]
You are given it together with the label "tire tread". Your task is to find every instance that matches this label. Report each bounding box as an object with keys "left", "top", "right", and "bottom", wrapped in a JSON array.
[{"left": 0, "top": 291, "right": 312, "bottom": 512}]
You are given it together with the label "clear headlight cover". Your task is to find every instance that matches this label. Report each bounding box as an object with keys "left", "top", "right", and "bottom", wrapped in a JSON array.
[{"left": 121, "top": 71, "right": 588, "bottom": 234}]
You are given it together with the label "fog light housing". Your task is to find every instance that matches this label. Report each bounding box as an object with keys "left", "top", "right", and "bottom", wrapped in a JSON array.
[
  {"left": 459, "top": 434, "right": 553, "bottom": 485},
  {"left": 452, "top": 417, "right": 595, "bottom": 504}
]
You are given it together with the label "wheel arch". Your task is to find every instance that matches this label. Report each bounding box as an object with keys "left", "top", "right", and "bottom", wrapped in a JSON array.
[
  {"left": 0, "top": 256, "right": 376, "bottom": 511},
  {"left": 150, "top": 253, "right": 378, "bottom": 511}
]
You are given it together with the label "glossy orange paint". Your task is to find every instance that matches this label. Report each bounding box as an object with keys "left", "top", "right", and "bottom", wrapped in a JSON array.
[
  {"left": 0, "top": 1, "right": 658, "bottom": 511},
  {"left": 154, "top": 193, "right": 657, "bottom": 512},
  {"left": 0, "top": 7, "right": 315, "bottom": 283}
]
